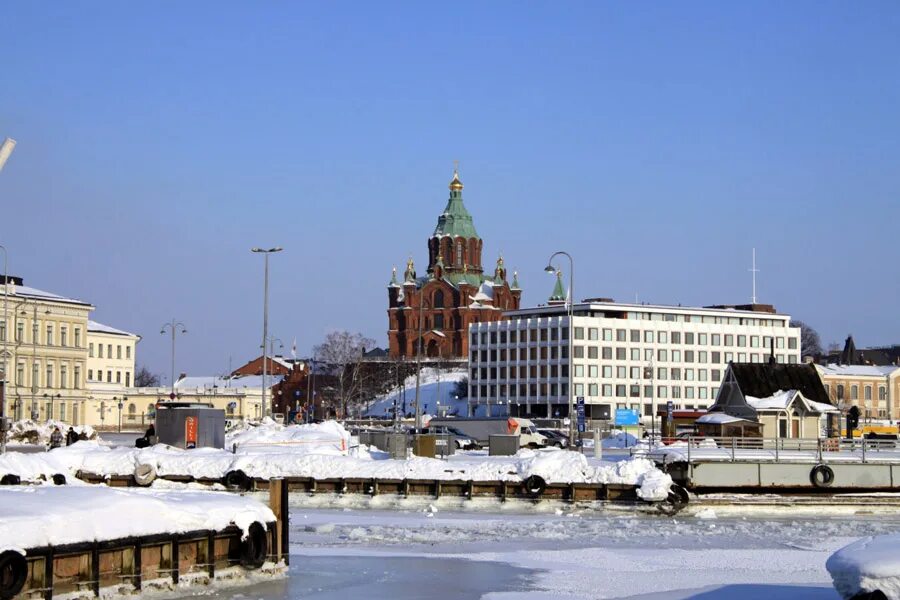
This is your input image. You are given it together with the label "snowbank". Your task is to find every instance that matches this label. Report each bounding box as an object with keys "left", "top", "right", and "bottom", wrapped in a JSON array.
[
  {"left": 6, "top": 419, "right": 96, "bottom": 445},
  {"left": 363, "top": 367, "right": 469, "bottom": 418},
  {"left": 227, "top": 419, "right": 350, "bottom": 454},
  {"left": 827, "top": 534, "right": 900, "bottom": 599},
  {"left": 0, "top": 486, "right": 275, "bottom": 555}
]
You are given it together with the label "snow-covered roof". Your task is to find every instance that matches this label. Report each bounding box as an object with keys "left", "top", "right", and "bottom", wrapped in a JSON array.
[
  {"left": 746, "top": 389, "right": 839, "bottom": 414},
  {"left": 175, "top": 374, "right": 284, "bottom": 391},
  {"left": 4, "top": 283, "right": 92, "bottom": 307},
  {"left": 696, "top": 412, "right": 750, "bottom": 425},
  {"left": 88, "top": 320, "right": 139, "bottom": 337},
  {"left": 472, "top": 281, "right": 495, "bottom": 302},
  {"left": 819, "top": 364, "right": 899, "bottom": 377}
]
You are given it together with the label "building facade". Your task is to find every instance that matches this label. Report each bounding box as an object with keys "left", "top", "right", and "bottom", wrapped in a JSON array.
[
  {"left": 467, "top": 300, "right": 802, "bottom": 420},
  {"left": 817, "top": 364, "right": 900, "bottom": 422},
  {"left": 388, "top": 169, "right": 522, "bottom": 360}
]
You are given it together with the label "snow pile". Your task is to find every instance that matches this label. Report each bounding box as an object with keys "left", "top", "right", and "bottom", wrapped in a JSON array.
[
  {"left": 0, "top": 450, "right": 74, "bottom": 482},
  {"left": 227, "top": 420, "right": 351, "bottom": 455},
  {"left": 602, "top": 430, "right": 638, "bottom": 449},
  {"left": 6, "top": 419, "right": 96, "bottom": 445},
  {"left": 827, "top": 534, "right": 900, "bottom": 599},
  {"left": 0, "top": 486, "right": 275, "bottom": 555}
]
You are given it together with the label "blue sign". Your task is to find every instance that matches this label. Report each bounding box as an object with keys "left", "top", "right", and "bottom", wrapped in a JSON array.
[
  {"left": 666, "top": 401, "right": 675, "bottom": 422},
  {"left": 576, "top": 397, "right": 586, "bottom": 433},
  {"left": 615, "top": 408, "right": 640, "bottom": 426}
]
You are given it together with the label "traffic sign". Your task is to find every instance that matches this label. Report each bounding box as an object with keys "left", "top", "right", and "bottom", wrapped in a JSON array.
[{"left": 576, "top": 397, "right": 586, "bottom": 433}]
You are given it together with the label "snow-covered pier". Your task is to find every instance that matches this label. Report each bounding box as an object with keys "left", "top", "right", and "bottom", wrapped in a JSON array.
[{"left": 0, "top": 483, "right": 289, "bottom": 599}]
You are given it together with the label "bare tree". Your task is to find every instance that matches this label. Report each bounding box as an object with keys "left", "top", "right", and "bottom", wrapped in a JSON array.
[
  {"left": 134, "top": 366, "right": 161, "bottom": 387},
  {"left": 313, "top": 331, "right": 376, "bottom": 417},
  {"left": 792, "top": 320, "right": 823, "bottom": 358}
]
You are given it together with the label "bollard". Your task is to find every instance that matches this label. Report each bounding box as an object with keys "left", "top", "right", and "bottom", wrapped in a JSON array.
[
  {"left": 268, "top": 478, "right": 289, "bottom": 565},
  {"left": 593, "top": 428, "right": 601, "bottom": 459}
]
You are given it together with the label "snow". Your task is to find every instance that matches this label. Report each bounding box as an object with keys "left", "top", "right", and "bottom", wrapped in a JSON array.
[
  {"left": 0, "top": 486, "right": 275, "bottom": 555},
  {"left": 697, "top": 412, "right": 749, "bottom": 424},
  {"left": 746, "top": 389, "right": 799, "bottom": 410},
  {"left": 8, "top": 283, "right": 90, "bottom": 306},
  {"left": 87, "top": 319, "right": 137, "bottom": 336},
  {"left": 6, "top": 418, "right": 96, "bottom": 445},
  {"left": 175, "top": 374, "right": 284, "bottom": 390},
  {"left": 820, "top": 364, "right": 899, "bottom": 377},
  {"left": 827, "top": 534, "right": 900, "bottom": 599},
  {"left": 1, "top": 420, "right": 673, "bottom": 501},
  {"left": 363, "top": 367, "right": 470, "bottom": 418}
]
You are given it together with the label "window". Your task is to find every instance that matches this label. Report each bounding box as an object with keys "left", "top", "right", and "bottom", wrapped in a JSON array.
[
  {"left": 589, "top": 383, "right": 598, "bottom": 396},
  {"left": 617, "top": 366, "right": 627, "bottom": 378},
  {"left": 630, "top": 348, "right": 640, "bottom": 360},
  {"left": 788, "top": 338, "right": 798, "bottom": 350},
  {"left": 698, "top": 333, "right": 707, "bottom": 345},
  {"left": 588, "top": 328, "right": 599, "bottom": 340},
  {"left": 116, "top": 371, "right": 122, "bottom": 384},
  {"left": 657, "top": 367, "right": 667, "bottom": 380},
  {"left": 574, "top": 365, "right": 584, "bottom": 377},
  {"left": 574, "top": 327, "right": 584, "bottom": 340},
  {"left": 588, "top": 346, "right": 598, "bottom": 359},
  {"left": 602, "top": 347, "right": 612, "bottom": 359},
  {"left": 711, "top": 334, "right": 721, "bottom": 346},
  {"left": 672, "top": 350, "right": 681, "bottom": 362},
  {"left": 74, "top": 328, "right": 81, "bottom": 347},
  {"left": 684, "top": 350, "right": 694, "bottom": 363},
  {"left": 657, "top": 349, "right": 668, "bottom": 362},
  {"left": 16, "top": 322, "right": 23, "bottom": 342},
  {"left": 60, "top": 365, "right": 67, "bottom": 389},
  {"left": 0, "top": 320, "right": 5, "bottom": 342},
  {"left": 60, "top": 403, "right": 66, "bottom": 421},
  {"left": 630, "top": 366, "right": 641, "bottom": 379},
  {"left": 725, "top": 334, "right": 734, "bottom": 346},
  {"left": 456, "top": 242, "right": 462, "bottom": 265},
  {"left": 117, "top": 345, "right": 122, "bottom": 359},
  {"left": 737, "top": 335, "right": 747, "bottom": 347},
  {"left": 630, "top": 330, "right": 640, "bottom": 343},
  {"left": 616, "top": 329, "right": 626, "bottom": 342},
  {"left": 644, "top": 331, "right": 654, "bottom": 343},
  {"left": 602, "top": 366, "right": 612, "bottom": 378},
  {"left": 46, "top": 364, "right": 54, "bottom": 387},
  {"left": 851, "top": 385, "right": 859, "bottom": 400},
  {"left": 616, "top": 385, "right": 626, "bottom": 397},
  {"left": 837, "top": 385, "right": 845, "bottom": 400},
  {"left": 603, "top": 328, "right": 612, "bottom": 341},
  {"left": 97, "top": 344, "right": 102, "bottom": 358},
  {"left": 107, "top": 370, "right": 112, "bottom": 383},
  {"left": 574, "top": 346, "right": 584, "bottom": 358},
  {"left": 46, "top": 325, "right": 53, "bottom": 345},
  {"left": 602, "top": 384, "right": 612, "bottom": 397},
  {"left": 616, "top": 348, "right": 626, "bottom": 360},
  {"left": 658, "top": 331, "right": 668, "bottom": 344},
  {"left": 88, "top": 369, "right": 94, "bottom": 381},
  {"left": 434, "top": 314, "right": 444, "bottom": 329},
  {"left": 880, "top": 386, "right": 887, "bottom": 401},
  {"left": 107, "top": 344, "right": 112, "bottom": 358},
  {"left": 16, "top": 363, "right": 23, "bottom": 386},
  {"left": 685, "top": 332, "right": 694, "bottom": 345},
  {"left": 671, "top": 332, "right": 681, "bottom": 344},
  {"left": 60, "top": 327, "right": 67, "bottom": 347}
]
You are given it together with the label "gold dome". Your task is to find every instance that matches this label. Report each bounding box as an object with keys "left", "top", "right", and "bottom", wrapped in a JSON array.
[{"left": 448, "top": 170, "right": 464, "bottom": 191}]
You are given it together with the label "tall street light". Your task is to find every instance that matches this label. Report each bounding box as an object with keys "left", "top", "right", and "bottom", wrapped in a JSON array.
[
  {"left": 251, "top": 246, "right": 283, "bottom": 419},
  {"left": 0, "top": 245, "right": 8, "bottom": 454},
  {"left": 160, "top": 320, "right": 187, "bottom": 398},
  {"left": 545, "top": 251, "right": 576, "bottom": 447}
]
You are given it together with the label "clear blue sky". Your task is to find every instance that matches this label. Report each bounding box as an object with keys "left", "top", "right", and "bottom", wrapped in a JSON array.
[{"left": 2, "top": 1, "right": 898, "bottom": 376}]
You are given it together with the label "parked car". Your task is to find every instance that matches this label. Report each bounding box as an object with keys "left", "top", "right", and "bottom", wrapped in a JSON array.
[
  {"left": 537, "top": 429, "right": 569, "bottom": 448},
  {"left": 418, "top": 426, "right": 479, "bottom": 450}
]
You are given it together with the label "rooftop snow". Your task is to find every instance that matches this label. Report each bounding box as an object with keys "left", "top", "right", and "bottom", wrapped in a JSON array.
[
  {"left": 175, "top": 375, "right": 284, "bottom": 390},
  {"left": 696, "top": 412, "right": 748, "bottom": 425},
  {"left": 88, "top": 320, "right": 138, "bottom": 337},
  {"left": 3, "top": 284, "right": 92, "bottom": 307},
  {"left": 820, "top": 364, "right": 899, "bottom": 377}
]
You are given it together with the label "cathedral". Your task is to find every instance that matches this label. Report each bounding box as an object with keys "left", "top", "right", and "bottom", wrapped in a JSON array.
[{"left": 387, "top": 169, "right": 522, "bottom": 359}]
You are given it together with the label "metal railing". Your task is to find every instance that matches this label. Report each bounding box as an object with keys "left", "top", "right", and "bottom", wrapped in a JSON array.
[{"left": 647, "top": 436, "right": 899, "bottom": 464}]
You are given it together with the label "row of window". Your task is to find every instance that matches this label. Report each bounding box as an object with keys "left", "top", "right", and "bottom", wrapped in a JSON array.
[
  {"left": 472, "top": 328, "right": 798, "bottom": 349},
  {"left": 13, "top": 362, "right": 82, "bottom": 389},
  {"left": 88, "top": 342, "right": 132, "bottom": 360},
  {"left": 825, "top": 383, "right": 888, "bottom": 402},
  {"left": 0, "top": 321, "right": 82, "bottom": 347},
  {"left": 470, "top": 382, "right": 718, "bottom": 400},
  {"left": 472, "top": 345, "right": 796, "bottom": 365},
  {"left": 87, "top": 369, "right": 132, "bottom": 386}
]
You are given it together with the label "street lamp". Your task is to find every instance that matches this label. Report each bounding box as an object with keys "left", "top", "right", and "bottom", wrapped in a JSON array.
[
  {"left": 251, "top": 246, "right": 283, "bottom": 419},
  {"left": 0, "top": 244, "right": 8, "bottom": 455},
  {"left": 545, "top": 251, "right": 576, "bottom": 447},
  {"left": 160, "top": 320, "right": 187, "bottom": 398}
]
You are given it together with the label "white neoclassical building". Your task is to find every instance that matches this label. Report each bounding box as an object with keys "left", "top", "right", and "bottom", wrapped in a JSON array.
[
  {"left": 467, "top": 300, "right": 801, "bottom": 421},
  {"left": 85, "top": 321, "right": 141, "bottom": 428}
]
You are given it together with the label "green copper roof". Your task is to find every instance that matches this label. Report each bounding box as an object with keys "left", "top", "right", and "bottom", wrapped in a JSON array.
[
  {"left": 432, "top": 172, "right": 479, "bottom": 239},
  {"left": 444, "top": 271, "right": 484, "bottom": 288},
  {"left": 549, "top": 271, "right": 566, "bottom": 302}
]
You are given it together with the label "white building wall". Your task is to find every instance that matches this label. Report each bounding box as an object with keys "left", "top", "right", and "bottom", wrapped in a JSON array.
[{"left": 467, "top": 303, "right": 802, "bottom": 419}]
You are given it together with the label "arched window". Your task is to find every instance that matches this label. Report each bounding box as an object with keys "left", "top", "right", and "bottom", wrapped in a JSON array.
[
  {"left": 851, "top": 385, "right": 859, "bottom": 400},
  {"left": 837, "top": 385, "right": 844, "bottom": 400},
  {"left": 434, "top": 290, "right": 444, "bottom": 308},
  {"left": 128, "top": 403, "right": 136, "bottom": 416}
]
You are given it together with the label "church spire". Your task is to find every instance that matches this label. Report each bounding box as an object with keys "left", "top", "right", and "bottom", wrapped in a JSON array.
[{"left": 548, "top": 270, "right": 566, "bottom": 304}]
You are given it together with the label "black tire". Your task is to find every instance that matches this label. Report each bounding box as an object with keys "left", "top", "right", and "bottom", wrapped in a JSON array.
[
  {"left": 0, "top": 550, "right": 27, "bottom": 599},
  {"left": 667, "top": 484, "right": 690, "bottom": 508},
  {"left": 523, "top": 475, "right": 547, "bottom": 498},
  {"left": 850, "top": 591, "right": 888, "bottom": 600},
  {"left": 0, "top": 475, "right": 20, "bottom": 486},
  {"left": 239, "top": 522, "right": 268, "bottom": 569},
  {"left": 52, "top": 474, "right": 67, "bottom": 486},
  {"left": 223, "top": 469, "right": 252, "bottom": 491},
  {"left": 810, "top": 464, "right": 835, "bottom": 488}
]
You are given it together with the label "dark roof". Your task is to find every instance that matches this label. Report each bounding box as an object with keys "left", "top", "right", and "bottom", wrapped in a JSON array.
[
  {"left": 729, "top": 362, "right": 832, "bottom": 405},
  {"left": 840, "top": 336, "right": 858, "bottom": 365},
  {"left": 363, "top": 347, "right": 389, "bottom": 358}
]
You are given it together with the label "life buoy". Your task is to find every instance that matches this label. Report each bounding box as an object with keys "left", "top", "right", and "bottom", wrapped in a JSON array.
[
  {"left": 134, "top": 463, "right": 157, "bottom": 487},
  {"left": 523, "top": 475, "right": 546, "bottom": 498},
  {"left": 239, "top": 522, "right": 268, "bottom": 569},
  {"left": 0, "top": 550, "right": 27, "bottom": 599},
  {"left": 223, "top": 469, "right": 252, "bottom": 491},
  {"left": 810, "top": 464, "right": 835, "bottom": 488}
]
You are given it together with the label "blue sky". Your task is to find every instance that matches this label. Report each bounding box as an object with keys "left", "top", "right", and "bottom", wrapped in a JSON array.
[{"left": 1, "top": 2, "right": 898, "bottom": 376}]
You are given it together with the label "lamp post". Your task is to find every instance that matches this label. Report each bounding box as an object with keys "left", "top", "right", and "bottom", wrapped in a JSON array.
[
  {"left": 160, "top": 320, "right": 187, "bottom": 398},
  {"left": 545, "top": 251, "right": 575, "bottom": 446},
  {"left": 251, "top": 246, "right": 283, "bottom": 419},
  {"left": 0, "top": 245, "right": 8, "bottom": 454},
  {"left": 23, "top": 304, "right": 50, "bottom": 421},
  {"left": 414, "top": 283, "right": 426, "bottom": 432}
]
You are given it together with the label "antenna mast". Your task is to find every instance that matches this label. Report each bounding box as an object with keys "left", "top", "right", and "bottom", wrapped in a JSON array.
[{"left": 749, "top": 248, "right": 759, "bottom": 304}]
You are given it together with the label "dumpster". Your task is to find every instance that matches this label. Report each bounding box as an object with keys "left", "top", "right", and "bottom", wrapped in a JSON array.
[
  {"left": 155, "top": 402, "right": 225, "bottom": 449},
  {"left": 489, "top": 434, "right": 520, "bottom": 456}
]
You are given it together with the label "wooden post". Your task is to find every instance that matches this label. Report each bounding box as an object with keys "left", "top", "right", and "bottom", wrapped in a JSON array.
[
  {"left": 269, "top": 478, "right": 289, "bottom": 565},
  {"left": 43, "top": 552, "right": 54, "bottom": 600}
]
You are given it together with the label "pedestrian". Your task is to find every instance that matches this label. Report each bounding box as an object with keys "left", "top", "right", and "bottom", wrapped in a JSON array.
[
  {"left": 49, "top": 427, "right": 63, "bottom": 449},
  {"left": 65, "top": 427, "right": 78, "bottom": 446}
]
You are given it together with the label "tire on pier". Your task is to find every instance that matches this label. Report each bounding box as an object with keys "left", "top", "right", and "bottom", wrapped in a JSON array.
[
  {"left": 850, "top": 591, "right": 888, "bottom": 600},
  {"left": 663, "top": 484, "right": 690, "bottom": 513},
  {"left": 0, "top": 550, "right": 27, "bottom": 600},
  {"left": 134, "top": 463, "right": 157, "bottom": 487},
  {"left": 0, "top": 475, "right": 20, "bottom": 486},
  {"left": 223, "top": 469, "right": 253, "bottom": 491},
  {"left": 239, "top": 522, "right": 268, "bottom": 569},
  {"left": 810, "top": 464, "right": 835, "bottom": 488},
  {"left": 523, "top": 475, "right": 547, "bottom": 499},
  {"left": 51, "top": 473, "right": 67, "bottom": 486}
]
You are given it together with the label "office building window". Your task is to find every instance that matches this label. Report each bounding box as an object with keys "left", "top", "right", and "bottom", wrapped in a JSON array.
[
  {"left": 658, "top": 331, "right": 668, "bottom": 343},
  {"left": 603, "top": 328, "right": 612, "bottom": 341}
]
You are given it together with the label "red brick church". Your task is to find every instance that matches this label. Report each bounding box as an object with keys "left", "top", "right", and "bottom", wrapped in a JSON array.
[{"left": 388, "top": 169, "right": 522, "bottom": 359}]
